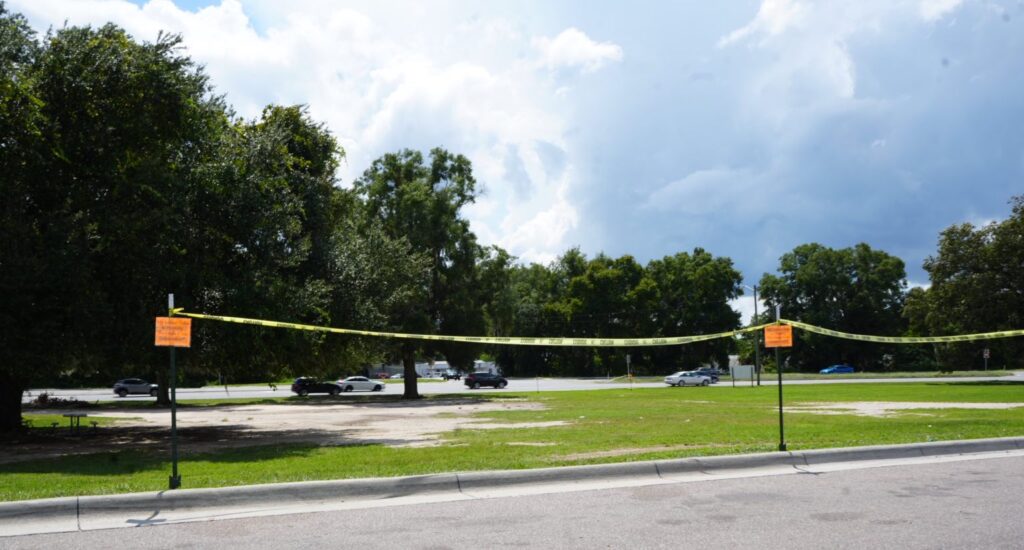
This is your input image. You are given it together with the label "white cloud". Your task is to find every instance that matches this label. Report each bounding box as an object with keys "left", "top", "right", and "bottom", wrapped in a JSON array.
[
  {"left": 532, "top": 27, "right": 623, "bottom": 74},
  {"left": 718, "top": 0, "right": 807, "bottom": 47},
  {"left": 918, "top": 0, "right": 963, "bottom": 22},
  {"left": 730, "top": 294, "right": 766, "bottom": 325}
]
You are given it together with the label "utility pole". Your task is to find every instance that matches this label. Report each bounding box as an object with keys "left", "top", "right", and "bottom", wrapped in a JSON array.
[
  {"left": 627, "top": 353, "right": 632, "bottom": 390},
  {"left": 743, "top": 284, "right": 762, "bottom": 387}
]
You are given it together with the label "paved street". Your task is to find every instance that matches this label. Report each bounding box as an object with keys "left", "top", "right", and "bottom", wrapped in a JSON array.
[
  {"left": 24, "top": 371, "right": 1024, "bottom": 403},
  {"left": 5, "top": 454, "right": 1022, "bottom": 549}
]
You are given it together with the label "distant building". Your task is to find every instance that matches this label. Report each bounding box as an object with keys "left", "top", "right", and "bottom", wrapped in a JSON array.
[{"left": 473, "top": 360, "right": 500, "bottom": 374}]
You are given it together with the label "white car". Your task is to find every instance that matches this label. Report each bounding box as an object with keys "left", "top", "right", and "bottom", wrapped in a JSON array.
[
  {"left": 664, "top": 371, "right": 711, "bottom": 387},
  {"left": 337, "top": 376, "right": 385, "bottom": 392}
]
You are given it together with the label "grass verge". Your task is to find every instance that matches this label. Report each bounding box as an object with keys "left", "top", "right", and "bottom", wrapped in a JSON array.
[{"left": 3, "top": 382, "right": 1023, "bottom": 501}]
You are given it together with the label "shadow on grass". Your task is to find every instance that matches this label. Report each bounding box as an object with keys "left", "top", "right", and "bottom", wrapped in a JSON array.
[
  {"left": 0, "top": 423, "right": 398, "bottom": 475},
  {"left": 24, "top": 392, "right": 520, "bottom": 412}
]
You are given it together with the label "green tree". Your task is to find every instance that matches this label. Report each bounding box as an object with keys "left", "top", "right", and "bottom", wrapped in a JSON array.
[
  {"left": 353, "top": 148, "right": 483, "bottom": 397},
  {"left": 645, "top": 248, "right": 743, "bottom": 371},
  {"left": 911, "top": 196, "right": 1024, "bottom": 369},
  {"left": 759, "top": 243, "right": 907, "bottom": 371},
  {"left": 0, "top": 5, "right": 55, "bottom": 431}
]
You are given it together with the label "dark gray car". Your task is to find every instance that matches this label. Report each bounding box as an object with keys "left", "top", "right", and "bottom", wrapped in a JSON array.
[{"left": 113, "top": 378, "right": 158, "bottom": 397}]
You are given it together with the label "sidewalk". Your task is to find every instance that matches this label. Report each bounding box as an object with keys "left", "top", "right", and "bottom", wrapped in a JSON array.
[{"left": 2, "top": 436, "right": 1023, "bottom": 537}]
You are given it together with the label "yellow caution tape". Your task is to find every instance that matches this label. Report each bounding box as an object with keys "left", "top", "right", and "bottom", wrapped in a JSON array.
[
  {"left": 174, "top": 310, "right": 769, "bottom": 347},
  {"left": 782, "top": 319, "right": 1024, "bottom": 344},
  {"left": 172, "top": 310, "right": 1024, "bottom": 347}
]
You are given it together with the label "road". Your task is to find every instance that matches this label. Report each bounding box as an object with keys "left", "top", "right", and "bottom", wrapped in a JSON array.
[
  {"left": 24, "top": 372, "right": 1024, "bottom": 403},
  {"left": 5, "top": 453, "right": 1022, "bottom": 549}
]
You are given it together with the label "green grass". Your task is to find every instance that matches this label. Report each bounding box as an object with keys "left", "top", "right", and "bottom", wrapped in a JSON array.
[
  {"left": 3, "top": 382, "right": 1023, "bottom": 501},
  {"left": 21, "top": 413, "right": 123, "bottom": 430},
  {"left": 612, "top": 370, "right": 1014, "bottom": 383}
]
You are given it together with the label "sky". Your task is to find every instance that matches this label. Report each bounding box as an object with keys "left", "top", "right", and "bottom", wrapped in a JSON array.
[{"left": 9, "top": 0, "right": 1024, "bottom": 322}]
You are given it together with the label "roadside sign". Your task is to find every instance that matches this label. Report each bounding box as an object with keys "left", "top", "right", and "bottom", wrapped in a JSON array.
[
  {"left": 983, "top": 348, "right": 990, "bottom": 359},
  {"left": 764, "top": 324, "right": 793, "bottom": 348},
  {"left": 155, "top": 317, "right": 192, "bottom": 347}
]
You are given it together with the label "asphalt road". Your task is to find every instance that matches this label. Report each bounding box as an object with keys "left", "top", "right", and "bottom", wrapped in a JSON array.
[
  {"left": 23, "top": 372, "right": 1024, "bottom": 403},
  {"left": 6, "top": 454, "right": 1022, "bottom": 549}
]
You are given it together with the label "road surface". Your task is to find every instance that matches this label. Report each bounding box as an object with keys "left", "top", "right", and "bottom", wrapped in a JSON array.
[
  {"left": 24, "top": 372, "right": 1023, "bottom": 404},
  {"left": 5, "top": 453, "right": 1022, "bottom": 549}
]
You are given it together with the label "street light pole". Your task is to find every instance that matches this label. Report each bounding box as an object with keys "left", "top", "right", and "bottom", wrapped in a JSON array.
[{"left": 744, "top": 284, "right": 762, "bottom": 387}]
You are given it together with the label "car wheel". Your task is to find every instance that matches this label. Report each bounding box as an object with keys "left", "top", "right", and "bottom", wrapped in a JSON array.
[
  {"left": 701, "top": 380, "right": 709, "bottom": 386},
  {"left": 472, "top": 382, "right": 480, "bottom": 389},
  {"left": 497, "top": 382, "right": 507, "bottom": 389},
  {"left": 149, "top": 388, "right": 158, "bottom": 397},
  {"left": 330, "top": 387, "right": 340, "bottom": 396},
  {"left": 373, "top": 385, "right": 382, "bottom": 392},
  {"left": 298, "top": 389, "right": 308, "bottom": 397},
  {"left": 117, "top": 389, "right": 128, "bottom": 397},
  {"left": 344, "top": 386, "right": 354, "bottom": 392}
]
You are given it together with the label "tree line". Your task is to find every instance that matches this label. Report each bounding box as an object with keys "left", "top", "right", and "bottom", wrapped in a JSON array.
[{"left": 1, "top": 7, "right": 1021, "bottom": 430}]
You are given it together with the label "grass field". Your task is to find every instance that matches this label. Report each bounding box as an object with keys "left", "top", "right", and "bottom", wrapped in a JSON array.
[
  {"left": 2, "top": 382, "right": 1023, "bottom": 501},
  {"left": 21, "top": 413, "right": 123, "bottom": 430},
  {"left": 610, "top": 370, "right": 1014, "bottom": 383}
]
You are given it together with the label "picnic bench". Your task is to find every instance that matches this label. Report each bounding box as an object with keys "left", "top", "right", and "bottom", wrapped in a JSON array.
[{"left": 62, "top": 412, "right": 88, "bottom": 434}]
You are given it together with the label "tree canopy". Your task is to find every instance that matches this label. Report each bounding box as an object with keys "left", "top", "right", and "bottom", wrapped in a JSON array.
[{"left": 759, "top": 243, "right": 907, "bottom": 370}]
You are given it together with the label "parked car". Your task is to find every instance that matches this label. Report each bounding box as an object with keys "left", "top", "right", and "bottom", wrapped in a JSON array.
[
  {"left": 390, "top": 373, "right": 403, "bottom": 379},
  {"left": 376, "top": 373, "right": 391, "bottom": 379},
  {"left": 442, "top": 370, "right": 461, "bottom": 381},
  {"left": 291, "top": 377, "right": 343, "bottom": 396},
  {"left": 820, "top": 364, "right": 855, "bottom": 374},
  {"left": 337, "top": 376, "right": 385, "bottom": 392},
  {"left": 464, "top": 372, "right": 508, "bottom": 389},
  {"left": 113, "top": 378, "right": 158, "bottom": 397},
  {"left": 664, "top": 371, "right": 711, "bottom": 387},
  {"left": 693, "top": 368, "right": 721, "bottom": 383}
]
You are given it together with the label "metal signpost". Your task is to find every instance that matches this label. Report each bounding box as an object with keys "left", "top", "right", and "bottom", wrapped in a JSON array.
[
  {"left": 155, "top": 294, "right": 192, "bottom": 490},
  {"left": 983, "top": 348, "right": 990, "bottom": 371},
  {"left": 764, "top": 307, "right": 792, "bottom": 452},
  {"left": 753, "top": 285, "right": 761, "bottom": 386}
]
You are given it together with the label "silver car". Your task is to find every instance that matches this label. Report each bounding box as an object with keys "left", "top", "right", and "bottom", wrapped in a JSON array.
[
  {"left": 113, "top": 378, "right": 159, "bottom": 397},
  {"left": 664, "top": 371, "right": 711, "bottom": 387},
  {"left": 337, "top": 376, "right": 385, "bottom": 392}
]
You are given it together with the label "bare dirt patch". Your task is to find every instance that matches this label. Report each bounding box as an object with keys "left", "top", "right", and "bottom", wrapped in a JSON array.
[
  {"left": 4, "top": 398, "right": 561, "bottom": 464},
  {"left": 787, "top": 401, "right": 1024, "bottom": 418}
]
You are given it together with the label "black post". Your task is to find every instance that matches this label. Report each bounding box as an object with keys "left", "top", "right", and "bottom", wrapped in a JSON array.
[
  {"left": 169, "top": 294, "right": 181, "bottom": 490},
  {"left": 775, "top": 305, "right": 786, "bottom": 452},
  {"left": 754, "top": 285, "right": 761, "bottom": 387}
]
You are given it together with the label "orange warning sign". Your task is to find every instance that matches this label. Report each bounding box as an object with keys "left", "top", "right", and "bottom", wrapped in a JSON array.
[
  {"left": 155, "top": 317, "right": 192, "bottom": 347},
  {"left": 764, "top": 324, "right": 793, "bottom": 348}
]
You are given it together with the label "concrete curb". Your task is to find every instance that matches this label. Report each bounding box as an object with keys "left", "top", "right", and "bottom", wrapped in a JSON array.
[{"left": 2, "top": 436, "right": 1022, "bottom": 536}]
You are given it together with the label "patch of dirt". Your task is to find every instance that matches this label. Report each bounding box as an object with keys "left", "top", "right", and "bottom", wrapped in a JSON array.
[
  {"left": 787, "top": 401, "right": 1024, "bottom": 418},
  {"left": 3, "top": 398, "right": 558, "bottom": 463}
]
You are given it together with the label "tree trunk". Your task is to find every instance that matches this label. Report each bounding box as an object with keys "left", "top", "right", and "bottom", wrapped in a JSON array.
[
  {"left": 0, "top": 373, "right": 25, "bottom": 433},
  {"left": 402, "top": 346, "right": 420, "bottom": 399}
]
